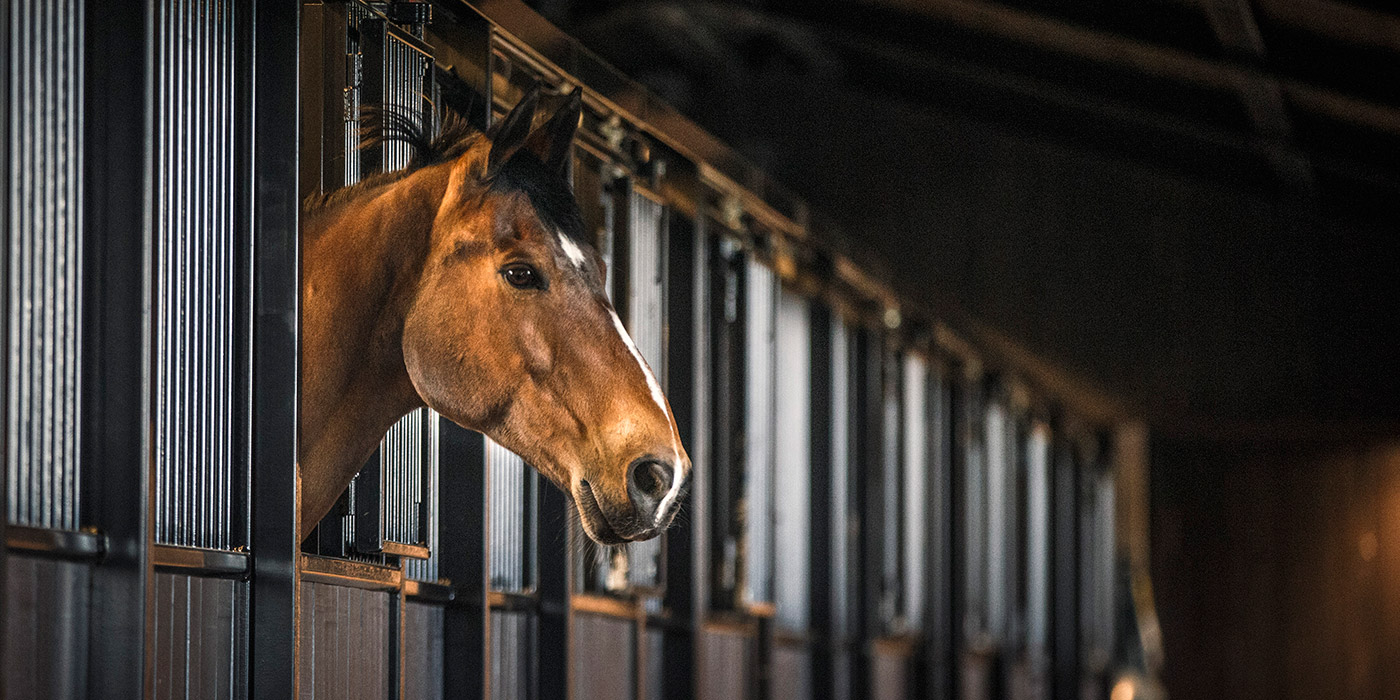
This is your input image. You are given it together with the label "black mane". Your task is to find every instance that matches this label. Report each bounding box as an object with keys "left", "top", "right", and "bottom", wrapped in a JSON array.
[{"left": 302, "top": 104, "right": 588, "bottom": 248}]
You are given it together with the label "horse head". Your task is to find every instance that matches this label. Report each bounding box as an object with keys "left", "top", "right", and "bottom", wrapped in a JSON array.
[{"left": 300, "top": 88, "right": 690, "bottom": 545}]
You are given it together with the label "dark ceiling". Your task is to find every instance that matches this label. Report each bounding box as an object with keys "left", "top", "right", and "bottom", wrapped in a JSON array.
[{"left": 528, "top": 0, "right": 1400, "bottom": 439}]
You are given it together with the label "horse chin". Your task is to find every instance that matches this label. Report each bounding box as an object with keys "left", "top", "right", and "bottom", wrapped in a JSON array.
[{"left": 573, "top": 480, "right": 630, "bottom": 546}]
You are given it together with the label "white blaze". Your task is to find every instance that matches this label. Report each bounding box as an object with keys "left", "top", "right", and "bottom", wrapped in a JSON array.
[
  {"left": 607, "top": 308, "right": 685, "bottom": 525},
  {"left": 558, "top": 232, "right": 587, "bottom": 270}
]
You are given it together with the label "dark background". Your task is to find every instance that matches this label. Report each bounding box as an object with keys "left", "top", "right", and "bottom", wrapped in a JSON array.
[{"left": 527, "top": 1, "right": 1400, "bottom": 698}]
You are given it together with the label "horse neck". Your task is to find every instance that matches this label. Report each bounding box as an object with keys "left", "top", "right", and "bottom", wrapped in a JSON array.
[{"left": 298, "top": 168, "right": 448, "bottom": 536}]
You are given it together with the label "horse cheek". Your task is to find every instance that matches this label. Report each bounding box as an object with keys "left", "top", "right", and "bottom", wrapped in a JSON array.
[
  {"left": 401, "top": 304, "right": 473, "bottom": 421},
  {"left": 517, "top": 319, "right": 554, "bottom": 378}
]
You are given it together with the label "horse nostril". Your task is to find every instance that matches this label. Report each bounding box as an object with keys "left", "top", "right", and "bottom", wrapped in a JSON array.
[{"left": 628, "top": 458, "right": 673, "bottom": 508}]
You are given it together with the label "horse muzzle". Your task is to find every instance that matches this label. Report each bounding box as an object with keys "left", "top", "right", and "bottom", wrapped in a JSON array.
[{"left": 574, "top": 455, "right": 689, "bottom": 544}]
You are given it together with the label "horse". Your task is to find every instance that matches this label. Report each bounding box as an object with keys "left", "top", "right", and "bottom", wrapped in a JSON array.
[{"left": 297, "top": 87, "right": 689, "bottom": 546}]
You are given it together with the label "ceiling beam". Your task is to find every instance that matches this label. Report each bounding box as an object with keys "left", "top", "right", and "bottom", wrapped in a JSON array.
[
  {"left": 1255, "top": 0, "right": 1400, "bottom": 54},
  {"left": 1194, "top": 0, "right": 1314, "bottom": 190},
  {"left": 857, "top": 0, "right": 1400, "bottom": 139}
]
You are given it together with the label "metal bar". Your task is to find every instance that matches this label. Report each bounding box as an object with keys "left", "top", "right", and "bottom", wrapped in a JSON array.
[
  {"left": 247, "top": 0, "right": 301, "bottom": 696},
  {"left": 405, "top": 578, "right": 455, "bottom": 604},
  {"left": 926, "top": 363, "right": 958, "bottom": 700},
  {"left": 81, "top": 0, "right": 151, "bottom": 694},
  {"left": 4, "top": 524, "right": 104, "bottom": 560},
  {"left": 659, "top": 209, "right": 700, "bottom": 700},
  {"left": 708, "top": 224, "right": 746, "bottom": 611},
  {"left": 440, "top": 422, "right": 489, "bottom": 700},
  {"left": 486, "top": 589, "right": 539, "bottom": 611},
  {"left": 151, "top": 544, "right": 250, "bottom": 577},
  {"left": 299, "top": 553, "right": 402, "bottom": 590},
  {"left": 1049, "top": 429, "right": 1080, "bottom": 700},
  {"left": 851, "top": 328, "right": 884, "bottom": 699},
  {"left": 0, "top": 0, "right": 10, "bottom": 658},
  {"left": 380, "top": 541, "right": 430, "bottom": 560},
  {"left": 572, "top": 594, "right": 643, "bottom": 619},
  {"left": 807, "top": 303, "right": 837, "bottom": 700},
  {"left": 537, "top": 472, "right": 572, "bottom": 700}
]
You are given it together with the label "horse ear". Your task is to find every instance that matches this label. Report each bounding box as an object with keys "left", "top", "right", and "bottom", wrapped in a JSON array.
[
  {"left": 524, "top": 86, "right": 583, "bottom": 176},
  {"left": 487, "top": 85, "right": 541, "bottom": 179}
]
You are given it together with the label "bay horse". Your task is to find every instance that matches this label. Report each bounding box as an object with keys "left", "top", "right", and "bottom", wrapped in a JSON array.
[{"left": 298, "top": 87, "right": 689, "bottom": 545}]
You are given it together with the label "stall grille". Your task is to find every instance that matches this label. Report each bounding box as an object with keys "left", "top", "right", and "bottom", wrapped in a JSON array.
[
  {"left": 152, "top": 0, "right": 239, "bottom": 551},
  {"left": 488, "top": 437, "right": 534, "bottom": 592},
  {"left": 6, "top": 0, "right": 83, "bottom": 531}
]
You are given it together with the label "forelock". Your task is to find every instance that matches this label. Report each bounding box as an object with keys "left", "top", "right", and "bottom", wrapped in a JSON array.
[{"left": 488, "top": 151, "right": 589, "bottom": 250}]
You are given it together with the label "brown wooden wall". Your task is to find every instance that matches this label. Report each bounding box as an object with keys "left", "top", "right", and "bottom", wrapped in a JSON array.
[{"left": 1151, "top": 438, "right": 1400, "bottom": 700}]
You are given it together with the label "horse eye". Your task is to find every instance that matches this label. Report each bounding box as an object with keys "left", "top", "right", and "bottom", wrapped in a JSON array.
[{"left": 501, "top": 263, "right": 543, "bottom": 290}]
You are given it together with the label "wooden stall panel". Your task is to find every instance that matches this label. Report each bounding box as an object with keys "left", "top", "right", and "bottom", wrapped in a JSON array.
[
  {"left": 298, "top": 582, "right": 393, "bottom": 700},
  {"left": 490, "top": 610, "right": 534, "bottom": 700},
  {"left": 403, "top": 602, "right": 445, "bottom": 700},
  {"left": 645, "top": 627, "right": 665, "bottom": 700},
  {"left": 571, "top": 613, "right": 636, "bottom": 700},
  {"left": 152, "top": 573, "right": 247, "bottom": 700},
  {"left": 2, "top": 557, "right": 90, "bottom": 699},
  {"left": 699, "top": 625, "right": 757, "bottom": 700},
  {"left": 771, "top": 642, "right": 814, "bottom": 700},
  {"left": 871, "top": 645, "right": 911, "bottom": 700}
]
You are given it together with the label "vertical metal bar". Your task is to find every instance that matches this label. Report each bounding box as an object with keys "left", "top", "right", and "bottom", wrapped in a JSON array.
[
  {"left": 1049, "top": 436, "right": 1078, "bottom": 700},
  {"left": 82, "top": 0, "right": 151, "bottom": 693},
  {"left": 537, "top": 469, "right": 572, "bottom": 700},
  {"left": 807, "top": 304, "right": 836, "bottom": 700},
  {"left": 925, "top": 364, "right": 958, "bottom": 700},
  {"left": 1, "top": 0, "right": 11, "bottom": 674},
  {"left": 659, "top": 211, "right": 700, "bottom": 700},
  {"left": 440, "top": 422, "right": 489, "bottom": 700},
  {"left": 851, "top": 329, "right": 883, "bottom": 700},
  {"left": 232, "top": 0, "right": 254, "bottom": 554},
  {"left": 248, "top": 0, "right": 301, "bottom": 695}
]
